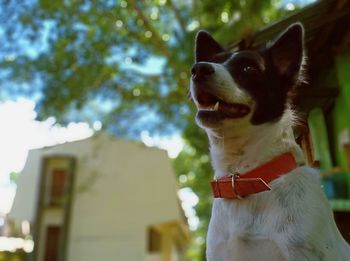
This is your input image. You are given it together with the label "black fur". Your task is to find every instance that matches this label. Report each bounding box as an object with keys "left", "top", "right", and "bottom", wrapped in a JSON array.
[
  {"left": 195, "top": 31, "right": 225, "bottom": 62},
  {"left": 194, "top": 23, "right": 304, "bottom": 125}
]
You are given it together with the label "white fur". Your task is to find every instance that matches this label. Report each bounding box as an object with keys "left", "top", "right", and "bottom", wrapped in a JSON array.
[
  {"left": 205, "top": 110, "right": 350, "bottom": 260},
  {"left": 191, "top": 62, "right": 350, "bottom": 260}
]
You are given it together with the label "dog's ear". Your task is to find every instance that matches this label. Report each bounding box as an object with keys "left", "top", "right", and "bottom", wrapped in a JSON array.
[
  {"left": 195, "top": 30, "right": 225, "bottom": 62},
  {"left": 268, "top": 23, "right": 304, "bottom": 79}
]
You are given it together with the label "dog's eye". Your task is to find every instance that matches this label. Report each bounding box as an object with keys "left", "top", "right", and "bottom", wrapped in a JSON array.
[{"left": 242, "top": 65, "right": 258, "bottom": 73}]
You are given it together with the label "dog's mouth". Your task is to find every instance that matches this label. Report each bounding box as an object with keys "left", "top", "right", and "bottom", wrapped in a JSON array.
[{"left": 195, "top": 90, "right": 251, "bottom": 119}]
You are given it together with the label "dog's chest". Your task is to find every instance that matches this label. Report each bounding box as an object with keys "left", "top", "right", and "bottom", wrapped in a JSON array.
[
  {"left": 206, "top": 169, "right": 310, "bottom": 260},
  {"left": 207, "top": 198, "right": 288, "bottom": 260}
]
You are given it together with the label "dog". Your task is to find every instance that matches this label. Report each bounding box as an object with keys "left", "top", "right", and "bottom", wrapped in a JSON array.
[{"left": 190, "top": 23, "right": 350, "bottom": 260}]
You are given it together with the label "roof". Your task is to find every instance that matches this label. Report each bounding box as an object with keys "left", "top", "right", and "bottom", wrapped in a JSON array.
[{"left": 229, "top": 0, "right": 350, "bottom": 114}]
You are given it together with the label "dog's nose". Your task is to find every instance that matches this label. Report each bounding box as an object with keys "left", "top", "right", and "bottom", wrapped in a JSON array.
[{"left": 191, "top": 62, "right": 215, "bottom": 82}]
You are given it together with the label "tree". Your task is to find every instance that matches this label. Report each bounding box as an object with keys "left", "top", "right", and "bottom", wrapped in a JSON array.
[{"left": 0, "top": 0, "right": 302, "bottom": 258}]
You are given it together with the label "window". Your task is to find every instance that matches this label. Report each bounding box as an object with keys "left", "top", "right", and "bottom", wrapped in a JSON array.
[
  {"left": 49, "top": 168, "right": 67, "bottom": 206},
  {"left": 44, "top": 225, "right": 61, "bottom": 261}
]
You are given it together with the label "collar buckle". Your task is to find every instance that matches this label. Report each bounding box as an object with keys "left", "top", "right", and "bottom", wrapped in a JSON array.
[{"left": 231, "top": 173, "right": 243, "bottom": 199}]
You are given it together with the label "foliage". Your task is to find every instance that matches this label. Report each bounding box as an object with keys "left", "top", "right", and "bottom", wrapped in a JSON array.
[
  {"left": 0, "top": 0, "right": 304, "bottom": 259},
  {"left": 0, "top": 250, "right": 27, "bottom": 261},
  {"left": 9, "top": 172, "right": 20, "bottom": 185}
]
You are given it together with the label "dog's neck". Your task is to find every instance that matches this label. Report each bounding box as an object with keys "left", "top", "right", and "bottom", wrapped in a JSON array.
[{"left": 207, "top": 110, "right": 304, "bottom": 179}]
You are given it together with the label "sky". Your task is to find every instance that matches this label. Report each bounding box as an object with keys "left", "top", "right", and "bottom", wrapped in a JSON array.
[
  {"left": 0, "top": 98, "right": 201, "bottom": 229},
  {"left": 0, "top": 99, "right": 94, "bottom": 215}
]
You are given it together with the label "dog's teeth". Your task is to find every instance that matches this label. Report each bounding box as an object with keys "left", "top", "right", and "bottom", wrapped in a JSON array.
[{"left": 213, "top": 101, "right": 219, "bottom": 111}]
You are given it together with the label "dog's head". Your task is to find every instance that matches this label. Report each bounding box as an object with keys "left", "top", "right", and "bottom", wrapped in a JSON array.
[{"left": 190, "top": 23, "right": 304, "bottom": 131}]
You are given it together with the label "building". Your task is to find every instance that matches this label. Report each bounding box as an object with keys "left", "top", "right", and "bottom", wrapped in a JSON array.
[
  {"left": 9, "top": 133, "right": 189, "bottom": 261},
  {"left": 229, "top": 0, "right": 350, "bottom": 241}
]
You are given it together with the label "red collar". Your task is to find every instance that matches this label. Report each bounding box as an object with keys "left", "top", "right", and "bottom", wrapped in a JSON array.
[{"left": 210, "top": 152, "right": 298, "bottom": 199}]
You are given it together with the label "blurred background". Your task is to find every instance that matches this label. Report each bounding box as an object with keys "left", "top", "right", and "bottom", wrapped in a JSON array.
[{"left": 1, "top": 0, "right": 350, "bottom": 260}]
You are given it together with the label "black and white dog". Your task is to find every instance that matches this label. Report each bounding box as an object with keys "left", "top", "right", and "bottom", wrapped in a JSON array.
[{"left": 190, "top": 23, "right": 350, "bottom": 260}]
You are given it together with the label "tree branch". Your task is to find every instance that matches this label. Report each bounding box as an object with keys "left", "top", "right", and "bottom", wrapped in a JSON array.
[
  {"left": 167, "top": 0, "right": 187, "bottom": 35},
  {"left": 128, "top": 0, "right": 191, "bottom": 90},
  {"left": 129, "top": 0, "right": 171, "bottom": 58}
]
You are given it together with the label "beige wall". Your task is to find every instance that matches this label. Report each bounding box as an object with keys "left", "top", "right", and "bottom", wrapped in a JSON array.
[
  {"left": 9, "top": 150, "right": 42, "bottom": 222},
  {"left": 10, "top": 134, "right": 186, "bottom": 261}
]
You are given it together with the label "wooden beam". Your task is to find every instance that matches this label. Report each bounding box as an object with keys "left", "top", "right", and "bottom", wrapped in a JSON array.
[
  {"left": 228, "top": 1, "right": 335, "bottom": 49},
  {"left": 335, "top": 29, "right": 350, "bottom": 54},
  {"left": 296, "top": 87, "right": 340, "bottom": 98},
  {"left": 228, "top": 1, "right": 350, "bottom": 51}
]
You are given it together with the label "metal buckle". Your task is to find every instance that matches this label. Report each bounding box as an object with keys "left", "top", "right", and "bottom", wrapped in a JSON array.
[{"left": 231, "top": 173, "right": 242, "bottom": 199}]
